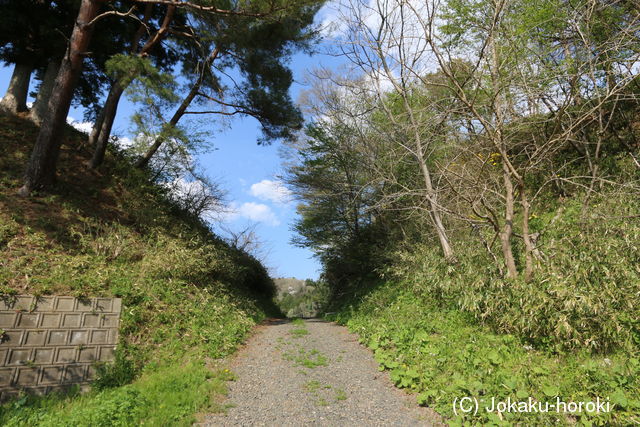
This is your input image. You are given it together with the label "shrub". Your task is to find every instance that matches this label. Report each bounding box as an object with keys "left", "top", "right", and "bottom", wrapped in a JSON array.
[{"left": 388, "top": 196, "right": 640, "bottom": 353}]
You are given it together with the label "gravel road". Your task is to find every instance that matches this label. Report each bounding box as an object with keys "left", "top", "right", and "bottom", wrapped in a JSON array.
[{"left": 199, "top": 318, "right": 441, "bottom": 426}]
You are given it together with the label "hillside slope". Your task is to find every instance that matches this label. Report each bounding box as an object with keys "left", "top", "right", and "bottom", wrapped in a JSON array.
[
  {"left": 324, "top": 192, "right": 640, "bottom": 425},
  {"left": 0, "top": 112, "right": 279, "bottom": 425}
]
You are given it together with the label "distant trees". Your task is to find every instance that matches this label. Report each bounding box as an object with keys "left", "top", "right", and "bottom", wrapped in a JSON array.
[
  {"left": 274, "top": 277, "right": 330, "bottom": 317},
  {"left": 7, "top": 0, "right": 323, "bottom": 195}
]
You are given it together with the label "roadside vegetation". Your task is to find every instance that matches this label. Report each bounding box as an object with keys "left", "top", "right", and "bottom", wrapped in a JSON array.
[
  {"left": 0, "top": 113, "right": 277, "bottom": 424},
  {"left": 0, "top": 0, "right": 324, "bottom": 424},
  {"left": 287, "top": 0, "right": 640, "bottom": 424}
]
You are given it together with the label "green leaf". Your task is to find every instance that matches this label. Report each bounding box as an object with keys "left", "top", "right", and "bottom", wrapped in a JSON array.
[
  {"left": 406, "top": 369, "right": 419, "bottom": 379},
  {"left": 487, "top": 350, "right": 502, "bottom": 365},
  {"left": 417, "top": 392, "right": 430, "bottom": 406},
  {"left": 610, "top": 389, "right": 628, "bottom": 408},
  {"left": 542, "top": 385, "right": 559, "bottom": 397},
  {"left": 415, "top": 331, "right": 430, "bottom": 342},
  {"left": 503, "top": 378, "right": 517, "bottom": 390}
]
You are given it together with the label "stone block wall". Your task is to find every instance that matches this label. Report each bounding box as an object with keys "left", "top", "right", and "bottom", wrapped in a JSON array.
[{"left": 0, "top": 295, "right": 122, "bottom": 401}]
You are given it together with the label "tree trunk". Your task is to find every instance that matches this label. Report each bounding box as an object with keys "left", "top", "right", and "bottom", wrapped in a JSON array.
[
  {"left": 417, "top": 151, "right": 455, "bottom": 261},
  {"left": 1, "top": 62, "right": 33, "bottom": 113},
  {"left": 30, "top": 59, "right": 62, "bottom": 125},
  {"left": 487, "top": 3, "right": 517, "bottom": 278},
  {"left": 404, "top": 96, "right": 455, "bottom": 261},
  {"left": 500, "top": 164, "right": 518, "bottom": 279},
  {"left": 520, "top": 185, "right": 534, "bottom": 281},
  {"left": 19, "top": 0, "right": 103, "bottom": 196},
  {"left": 87, "top": 106, "right": 106, "bottom": 149},
  {"left": 88, "top": 4, "right": 174, "bottom": 169},
  {"left": 89, "top": 81, "right": 125, "bottom": 168},
  {"left": 134, "top": 84, "right": 198, "bottom": 169},
  {"left": 135, "top": 47, "right": 220, "bottom": 169},
  {"left": 87, "top": 4, "right": 151, "bottom": 150}
]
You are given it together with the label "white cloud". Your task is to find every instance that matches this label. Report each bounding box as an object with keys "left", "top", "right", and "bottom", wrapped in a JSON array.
[
  {"left": 114, "top": 136, "right": 134, "bottom": 149},
  {"left": 249, "top": 179, "right": 292, "bottom": 205},
  {"left": 238, "top": 202, "right": 280, "bottom": 226},
  {"left": 66, "top": 116, "right": 93, "bottom": 134},
  {"left": 223, "top": 202, "right": 280, "bottom": 226},
  {"left": 319, "top": 2, "right": 348, "bottom": 37}
]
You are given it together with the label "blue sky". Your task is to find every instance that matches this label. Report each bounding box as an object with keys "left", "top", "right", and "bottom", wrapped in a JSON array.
[{"left": 0, "top": 4, "right": 343, "bottom": 281}]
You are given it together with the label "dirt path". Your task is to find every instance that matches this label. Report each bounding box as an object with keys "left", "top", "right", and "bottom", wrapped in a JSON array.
[{"left": 199, "top": 318, "right": 441, "bottom": 426}]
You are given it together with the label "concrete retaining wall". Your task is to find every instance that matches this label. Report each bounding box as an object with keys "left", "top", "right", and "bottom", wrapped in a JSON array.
[{"left": 0, "top": 295, "right": 121, "bottom": 400}]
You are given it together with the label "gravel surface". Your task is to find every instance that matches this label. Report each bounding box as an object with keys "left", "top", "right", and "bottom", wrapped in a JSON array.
[{"left": 198, "top": 318, "right": 442, "bottom": 426}]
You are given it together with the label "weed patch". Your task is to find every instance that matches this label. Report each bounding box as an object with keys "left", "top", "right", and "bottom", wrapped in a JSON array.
[
  {"left": 0, "top": 113, "right": 278, "bottom": 421},
  {"left": 0, "top": 361, "right": 233, "bottom": 426},
  {"left": 329, "top": 280, "right": 640, "bottom": 425},
  {"left": 291, "top": 318, "right": 305, "bottom": 326},
  {"left": 290, "top": 328, "right": 309, "bottom": 338}
]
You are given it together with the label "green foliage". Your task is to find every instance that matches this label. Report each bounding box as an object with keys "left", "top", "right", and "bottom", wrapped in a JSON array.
[
  {"left": 0, "top": 216, "right": 19, "bottom": 248},
  {"left": 93, "top": 348, "right": 136, "bottom": 391},
  {"left": 386, "top": 196, "right": 640, "bottom": 353},
  {"left": 281, "top": 341, "right": 329, "bottom": 369},
  {"left": 216, "top": 0, "right": 323, "bottom": 144},
  {"left": 334, "top": 388, "right": 347, "bottom": 401},
  {"left": 0, "top": 362, "right": 232, "bottom": 426},
  {"left": 275, "top": 278, "right": 331, "bottom": 317},
  {"left": 0, "top": 113, "right": 277, "bottom": 420},
  {"left": 290, "top": 328, "right": 310, "bottom": 338},
  {"left": 299, "top": 352, "right": 328, "bottom": 369},
  {"left": 329, "top": 280, "right": 640, "bottom": 425}
]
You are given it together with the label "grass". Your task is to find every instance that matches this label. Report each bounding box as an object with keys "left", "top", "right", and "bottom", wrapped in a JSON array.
[
  {"left": 0, "top": 112, "right": 279, "bottom": 422},
  {"left": 299, "top": 353, "right": 329, "bottom": 369},
  {"left": 304, "top": 380, "right": 322, "bottom": 392},
  {"left": 317, "top": 398, "right": 330, "bottom": 406},
  {"left": 281, "top": 346, "right": 329, "bottom": 369},
  {"left": 290, "top": 328, "right": 309, "bottom": 338},
  {"left": 303, "top": 381, "right": 346, "bottom": 406},
  {"left": 328, "top": 280, "right": 640, "bottom": 425},
  {"left": 320, "top": 190, "right": 640, "bottom": 424},
  {"left": 0, "top": 360, "right": 234, "bottom": 426},
  {"left": 334, "top": 389, "right": 347, "bottom": 401}
]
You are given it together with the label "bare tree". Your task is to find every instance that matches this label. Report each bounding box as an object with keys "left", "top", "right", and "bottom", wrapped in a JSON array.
[
  {"left": 323, "top": 0, "right": 456, "bottom": 261},
  {"left": 414, "top": 0, "right": 640, "bottom": 279},
  {"left": 315, "top": 0, "right": 640, "bottom": 279}
]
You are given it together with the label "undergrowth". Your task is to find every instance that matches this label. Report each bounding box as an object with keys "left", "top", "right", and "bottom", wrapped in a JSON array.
[
  {"left": 389, "top": 195, "right": 640, "bottom": 354},
  {"left": 329, "top": 280, "right": 640, "bottom": 425},
  {"left": 325, "top": 193, "right": 640, "bottom": 425},
  {"left": 0, "top": 112, "right": 278, "bottom": 422},
  {"left": 0, "top": 360, "right": 235, "bottom": 426}
]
